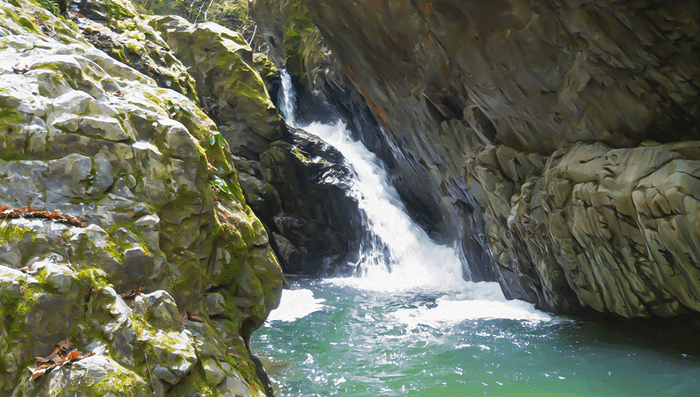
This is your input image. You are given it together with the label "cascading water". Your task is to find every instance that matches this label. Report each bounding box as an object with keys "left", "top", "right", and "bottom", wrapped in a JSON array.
[
  {"left": 254, "top": 71, "right": 700, "bottom": 397},
  {"left": 279, "top": 70, "right": 470, "bottom": 292},
  {"left": 278, "top": 69, "right": 297, "bottom": 127}
]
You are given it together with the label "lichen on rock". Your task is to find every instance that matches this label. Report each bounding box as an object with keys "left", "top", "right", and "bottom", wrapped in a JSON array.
[{"left": 0, "top": 0, "right": 282, "bottom": 395}]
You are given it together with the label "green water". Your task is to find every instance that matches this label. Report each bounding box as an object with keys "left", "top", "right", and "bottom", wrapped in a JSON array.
[{"left": 252, "top": 280, "right": 700, "bottom": 397}]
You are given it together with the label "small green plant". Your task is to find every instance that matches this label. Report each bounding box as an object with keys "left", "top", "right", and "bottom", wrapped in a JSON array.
[
  {"left": 208, "top": 131, "right": 226, "bottom": 147},
  {"left": 210, "top": 175, "right": 234, "bottom": 200},
  {"left": 37, "top": 0, "right": 66, "bottom": 16},
  {"left": 37, "top": 0, "right": 56, "bottom": 14}
]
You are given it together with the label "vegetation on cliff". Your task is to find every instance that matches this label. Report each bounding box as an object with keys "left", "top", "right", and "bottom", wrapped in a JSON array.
[{"left": 0, "top": 0, "right": 284, "bottom": 395}]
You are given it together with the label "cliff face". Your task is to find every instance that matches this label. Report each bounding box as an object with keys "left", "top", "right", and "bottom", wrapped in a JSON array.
[
  {"left": 0, "top": 0, "right": 284, "bottom": 395},
  {"left": 253, "top": 0, "right": 700, "bottom": 317},
  {"left": 146, "top": 15, "right": 363, "bottom": 276}
]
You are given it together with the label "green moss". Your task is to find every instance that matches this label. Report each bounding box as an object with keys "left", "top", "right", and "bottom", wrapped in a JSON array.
[
  {"left": 31, "top": 0, "right": 58, "bottom": 15},
  {"left": 66, "top": 361, "right": 149, "bottom": 396},
  {"left": 252, "top": 53, "right": 279, "bottom": 82},
  {"left": 106, "top": 0, "right": 138, "bottom": 21},
  {"left": 193, "top": 378, "right": 217, "bottom": 397},
  {"left": 2, "top": 277, "right": 49, "bottom": 342},
  {"left": 17, "top": 15, "right": 41, "bottom": 34},
  {"left": 0, "top": 108, "right": 33, "bottom": 140},
  {"left": 279, "top": 0, "right": 326, "bottom": 86},
  {"left": 76, "top": 268, "right": 110, "bottom": 290},
  {"left": 0, "top": 223, "right": 30, "bottom": 245}
]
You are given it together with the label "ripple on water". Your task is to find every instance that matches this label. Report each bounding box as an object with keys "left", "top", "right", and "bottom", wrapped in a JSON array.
[{"left": 253, "top": 281, "right": 700, "bottom": 397}]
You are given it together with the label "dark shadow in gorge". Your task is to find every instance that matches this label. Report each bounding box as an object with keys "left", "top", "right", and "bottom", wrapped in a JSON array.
[{"left": 559, "top": 313, "right": 700, "bottom": 360}]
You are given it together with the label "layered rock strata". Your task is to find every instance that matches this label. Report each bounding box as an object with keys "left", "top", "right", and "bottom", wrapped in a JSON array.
[
  {"left": 253, "top": 0, "right": 700, "bottom": 317},
  {"left": 0, "top": 0, "right": 283, "bottom": 395}
]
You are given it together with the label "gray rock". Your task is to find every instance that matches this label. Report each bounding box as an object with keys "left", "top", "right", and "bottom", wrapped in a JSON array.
[
  {"left": 202, "top": 357, "right": 226, "bottom": 385},
  {"left": 122, "top": 246, "right": 153, "bottom": 288},
  {"left": 217, "top": 373, "right": 253, "bottom": 397},
  {"left": 205, "top": 292, "right": 226, "bottom": 316},
  {"left": 46, "top": 153, "right": 93, "bottom": 199},
  {"left": 50, "top": 90, "right": 96, "bottom": 116},
  {"left": 11, "top": 355, "right": 149, "bottom": 397},
  {"left": 80, "top": 115, "right": 131, "bottom": 141},
  {"left": 133, "top": 290, "right": 182, "bottom": 330},
  {"left": 0, "top": 0, "right": 282, "bottom": 393}
]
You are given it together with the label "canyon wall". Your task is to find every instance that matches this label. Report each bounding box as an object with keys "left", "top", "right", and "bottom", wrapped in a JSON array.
[{"left": 254, "top": 0, "right": 700, "bottom": 317}]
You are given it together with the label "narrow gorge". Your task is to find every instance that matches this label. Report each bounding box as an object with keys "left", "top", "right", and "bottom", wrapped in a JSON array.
[
  {"left": 0, "top": 0, "right": 698, "bottom": 396},
  {"left": 254, "top": 0, "right": 700, "bottom": 318}
]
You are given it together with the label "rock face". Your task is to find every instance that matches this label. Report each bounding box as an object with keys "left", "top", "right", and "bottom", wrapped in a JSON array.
[
  {"left": 149, "top": 15, "right": 283, "bottom": 159},
  {"left": 256, "top": 127, "right": 362, "bottom": 275},
  {"left": 147, "top": 14, "right": 363, "bottom": 275},
  {"left": 0, "top": 0, "right": 283, "bottom": 395},
  {"left": 253, "top": 0, "right": 700, "bottom": 317}
]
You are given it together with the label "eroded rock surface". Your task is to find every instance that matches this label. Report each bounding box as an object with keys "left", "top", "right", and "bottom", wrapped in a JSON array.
[
  {"left": 253, "top": 0, "right": 700, "bottom": 316},
  {"left": 0, "top": 0, "right": 282, "bottom": 395}
]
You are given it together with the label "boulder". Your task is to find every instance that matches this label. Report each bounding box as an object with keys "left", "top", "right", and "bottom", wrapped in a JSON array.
[{"left": 257, "top": 127, "right": 362, "bottom": 275}]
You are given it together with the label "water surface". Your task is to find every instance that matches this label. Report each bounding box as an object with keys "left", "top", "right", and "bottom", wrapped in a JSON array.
[
  {"left": 262, "top": 70, "right": 700, "bottom": 396},
  {"left": 253, "top": 280, "right": 700, "bottom": 396}
]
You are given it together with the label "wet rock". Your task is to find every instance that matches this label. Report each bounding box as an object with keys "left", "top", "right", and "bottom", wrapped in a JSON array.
[{"left": 256, "top": 127, "right": 363, "bottom": 275}]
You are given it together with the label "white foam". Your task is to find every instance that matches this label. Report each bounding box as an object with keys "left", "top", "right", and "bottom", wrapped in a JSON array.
[
  {"left": 266, "top": 289, "right": 325, "bottom": 323},
  {"left": 304, "top": 120, "right": 467, "bottom": 293},
  {"left": 393, "top": 296, "right": 550, "bottom": 329},
  {"left": 278, "top": 71, "right": 550, "bottom": 323}
]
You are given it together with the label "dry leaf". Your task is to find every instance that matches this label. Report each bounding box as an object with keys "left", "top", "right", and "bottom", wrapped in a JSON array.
[
  {"left": 56, "top": 337, "right": 72, "bottom": 352},
  {"left": 30, "top": 338, "right": 92, "bottom": 381},
  {"left": 120, "top": 286, "right": 146, "bottom": 299},
  {"left": 0, "top": 205, "right": 86, "bottom": 228}
]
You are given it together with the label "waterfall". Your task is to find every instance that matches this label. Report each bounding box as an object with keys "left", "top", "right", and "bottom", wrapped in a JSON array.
[
  {"left": 278, "top": 69, "right": 297, "bottom": 127},
  {"left": 278, "top": 71, "right": 468, "bottom": 293},
  {"left": 255, "top": 73, "right": 565, "bottom": 397}
]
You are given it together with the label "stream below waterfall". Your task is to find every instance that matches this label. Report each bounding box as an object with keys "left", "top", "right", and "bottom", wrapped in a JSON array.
[{"left": 251, "top": 71, "right": 700, "bottom": 396}]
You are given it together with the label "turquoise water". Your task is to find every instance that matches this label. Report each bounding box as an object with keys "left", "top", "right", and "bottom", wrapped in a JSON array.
[
  {"left": 268, "top": 70, "right": 700, "bottom": 396},
  {"left": 252, "top": 280, "right": 700, "bottom": 397}
]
